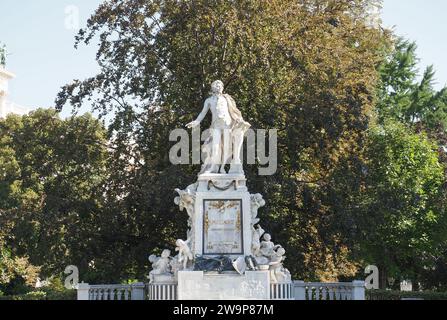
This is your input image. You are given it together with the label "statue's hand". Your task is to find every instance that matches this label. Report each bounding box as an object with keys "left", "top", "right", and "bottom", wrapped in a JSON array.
[{"left": 186, "top": 120, "right": 199, "bottom": 129}]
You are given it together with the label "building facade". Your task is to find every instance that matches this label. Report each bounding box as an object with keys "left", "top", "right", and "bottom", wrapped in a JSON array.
[{"left": 0, "top": 65, "right": 29, "bottom": 118}]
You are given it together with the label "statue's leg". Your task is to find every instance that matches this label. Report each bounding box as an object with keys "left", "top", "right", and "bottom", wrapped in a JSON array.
[
  {"left": 220, "top": 128, "right": 231, "bottom": 174},
  {"left": 209, "top": 128, "right": 222, "bottom": 173},
  {"left": 229, "top": 128, "right": 245, "bottom": 174},
  {"left": 232, "top": 128, "right": 244, "bottom": 165}
]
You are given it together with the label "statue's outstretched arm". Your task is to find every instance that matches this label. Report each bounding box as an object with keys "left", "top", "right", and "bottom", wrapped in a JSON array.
[
  {"left": 195, "top": 100, "right": 210, "bottom": 123},
  {"left": 186, "top": 100, "right": 209, "bottom": 128}
]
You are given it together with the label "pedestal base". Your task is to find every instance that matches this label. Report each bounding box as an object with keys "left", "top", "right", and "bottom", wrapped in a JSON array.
[
  {"left": 177, "top": 271, "right": 270, "bottom": 300},
  {"left": 197, "top": 173, "right": 247, "bottom": 192}
]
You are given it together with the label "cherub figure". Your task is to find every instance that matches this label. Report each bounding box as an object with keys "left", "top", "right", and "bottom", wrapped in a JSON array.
[
  {"left": 148, "top": 249, "right": 172, "bottom": 283},
  {"left": 251, "top": 225, "right": 265, "bottom": 257},
  {"left": 170, "top": 255, "right": 183, "bottom": 278},
  {"left": 175, "top": 239, "right": 193, "bottom": 270},
  {"left": 250, "top": 194, "right": 265, "bottom": 225},
  {"left": 259, "top": 233, "right": 276, "bottom": 259},
  {"left": 269, "top": 246, "right": 291, "bottom": 283}
]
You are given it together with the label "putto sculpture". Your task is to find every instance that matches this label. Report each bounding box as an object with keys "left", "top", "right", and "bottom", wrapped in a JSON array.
[
  {"left": 251, "top": 224, "right": 265, "bottom": 257},
  {"left": 148, "top": 249, "right": 172, "bottom": 283},
  {"left": 175, "top": 239, "right": 193, "bottom": 270},
  {"left": 250, "top": 193, "right": 265, "bottom": 225},
  {"left": 269, "top": 246, "right": 291, "bottom": 283}
]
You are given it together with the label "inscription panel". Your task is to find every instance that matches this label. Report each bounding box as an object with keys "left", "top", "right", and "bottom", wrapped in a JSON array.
[{"left": 203, "top": 199, "right": 243, "bottom": 255}]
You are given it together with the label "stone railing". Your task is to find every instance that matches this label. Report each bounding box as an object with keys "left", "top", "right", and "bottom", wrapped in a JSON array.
[
  {"left": 270, "top": 282, "right": 294, "bottom": 300},
  {"left": 77, "top": 283, "right": 145, "bottom": 301},
  {"left": 293, "top": 281, "right": 365, "bottom": 300},
  {"left": 77, "top": 280, "right": 364, "bottom": 300},
  {"left": 148, "top": 282, "right": 178, "bottom": 300}
]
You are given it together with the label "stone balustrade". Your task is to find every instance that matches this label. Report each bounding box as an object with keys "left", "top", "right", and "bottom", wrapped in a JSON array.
[
  {"left": 78, "top": 280, "right": 365, "bottom": 300},
  {"left": 77, "top": 283, "right": 145, "bottom": 301},
  {"left": 148, "top": 282, "right": 178, "bottom": 300},
  {"left": 270, "top": 282, "right": 294, "bottom": 300},
  {"left": 293, "top": 281, "right": 365, "bottom": 300}
]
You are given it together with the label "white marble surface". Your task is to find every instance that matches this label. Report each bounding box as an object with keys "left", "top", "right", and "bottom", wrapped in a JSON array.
[
  {"left": 178, "top": 271, "right": 270, "bottom": 300},
  {"left": 203, "top": 199, "right": 243, "bottom": 255},
  {"left": 193, "top": 188, "right": 252, "bottom": 258},
  {"left": 186, "top": 80, "right": 251, "bottom": 175},
  {"left": 197, "top": 173, "right": 247, "bottom": 192}
]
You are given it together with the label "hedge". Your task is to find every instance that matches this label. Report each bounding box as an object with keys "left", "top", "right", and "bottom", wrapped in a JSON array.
[
  {"left": 0, "top": 290, "right": 76, "bottom": 301},
  {"left": 367, "top": 290, "right": 447, "bottom": 300}
]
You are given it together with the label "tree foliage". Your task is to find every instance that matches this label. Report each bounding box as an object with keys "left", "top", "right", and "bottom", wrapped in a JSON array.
[
  {"left": 373, "top": 37, "right": 447, "bottom": 288},
  {"left": 0, "top": 248, "right": 40, "bottom": 295},
  {"left": 377, "top": 38, "right": 447, "bottom": 130},
  {"left": 0, "top": 109, "right": 109, "bottom": 283},
  {"left": 359, "top": 121, "right": 445, "bottom": 288}
]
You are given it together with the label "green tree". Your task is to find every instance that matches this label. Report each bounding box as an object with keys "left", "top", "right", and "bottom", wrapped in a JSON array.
[
  {"left": 375, "top": 37, "right": 447, "bottom": 289},
  {"left": 355, "top": 121, "right": 445, "bottom": 289},
  {"left": 0, "top": 109, "right": 109, "bottom": 282},
  {"left": 377, "top": 38, "right": 447, "bottom": 132},
  {"left": 0, "top": 248, "right": 40, "bottom": 296}
]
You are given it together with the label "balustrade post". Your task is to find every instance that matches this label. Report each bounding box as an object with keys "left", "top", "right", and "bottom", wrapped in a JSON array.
[
  {"left": 351, "top": 280, "right": 365, "bottom": 300},
  {"left": 131, "top": 282, "right": 146, "bottom": 300},
  {"left": 77, "top": 283, "right": 90, "bottom": 300},
  {"left": 293, "top": 281, "right": 306, "bottom": 300}
]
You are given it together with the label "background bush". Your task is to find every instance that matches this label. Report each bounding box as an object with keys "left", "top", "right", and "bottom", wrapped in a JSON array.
[{"left": 367, "top": 290, "right": 447, "bottom": 300}]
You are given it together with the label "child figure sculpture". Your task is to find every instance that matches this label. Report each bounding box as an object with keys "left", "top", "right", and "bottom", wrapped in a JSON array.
[
  {"left": 176, "top": 239, "right": 194, "bottom": 270},
  {"left": 148, "top": 249, "right": 172, "bottom": 283}
]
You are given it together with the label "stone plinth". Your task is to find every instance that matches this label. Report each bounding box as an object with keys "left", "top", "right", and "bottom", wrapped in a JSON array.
[
  {"left": 152, "top": 274, "right": 176, "bottom": 283},
  {"left": 178, "top": 271, "right": 270, "bottom": 300},
  {"left": 192, "top": 173, "right": 252, "bottom": 258},
  {"left": 197, "top": 173, "right": 247, "bottom": 192}
]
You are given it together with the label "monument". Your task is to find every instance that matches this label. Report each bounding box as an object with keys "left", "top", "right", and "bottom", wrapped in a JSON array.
[{"left": 148, "top": 80, "right": 292, "bottom": 300}]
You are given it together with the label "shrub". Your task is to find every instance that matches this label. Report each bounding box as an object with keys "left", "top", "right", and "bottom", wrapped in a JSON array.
[
  {"left": 367, "top": 290, "right": 447, "bottom": 300},
  {"left": 0, "top": 291, "right": 47, "bottom": 300},
  {"left": 0, "top": 289, "right": 76, "bottom": 300},
  {"left": 43, "top": 288, "right": 76, "bottom": 300}
]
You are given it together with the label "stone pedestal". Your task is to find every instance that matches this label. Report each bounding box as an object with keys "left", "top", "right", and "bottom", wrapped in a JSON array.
[
  {"left": 150, "top": 119, "right": 293, "bottom": 300},
  {"left": 191, "top": 173, "right": 252, "bottom": 258},
  {"left": 149, "top": 171, "right": 294, "bottom": 300},
  {"left": 178, "top": 271, "right": 270, "bottom": 300}
]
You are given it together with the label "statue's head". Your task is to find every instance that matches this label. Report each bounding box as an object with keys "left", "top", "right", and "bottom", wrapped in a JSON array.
[
  {"left": 263, "top": 233, "right": 271, "bottom": 241},
  {"left": 211, "top": 80, "right": 224, "bottom": 94},
  {"left": 161, "top": 249, "right": 171, "bottom": 258},
  {"left": 276, "top": 247, "right": 285, "bottom": 256}
]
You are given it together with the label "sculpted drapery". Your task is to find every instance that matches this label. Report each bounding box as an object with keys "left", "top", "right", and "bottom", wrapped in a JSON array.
[{"left": 186, "top": 80, "right": 250, "bottom": 174}]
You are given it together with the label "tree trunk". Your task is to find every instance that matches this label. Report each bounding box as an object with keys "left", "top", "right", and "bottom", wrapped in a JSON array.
[{"left": 379, "top": 265, "right": 388, "bottom": 290}]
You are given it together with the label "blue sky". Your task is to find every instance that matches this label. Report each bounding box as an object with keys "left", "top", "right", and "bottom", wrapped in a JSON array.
[
  {"left": 0, "top": 0, "right": 102, "bottom": 116},
  {"left": 381, "top": 0, "right": 447, "bottom": 90},
  {"left": 0, "top": 0, "right": 446, "bottom": 117}
]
